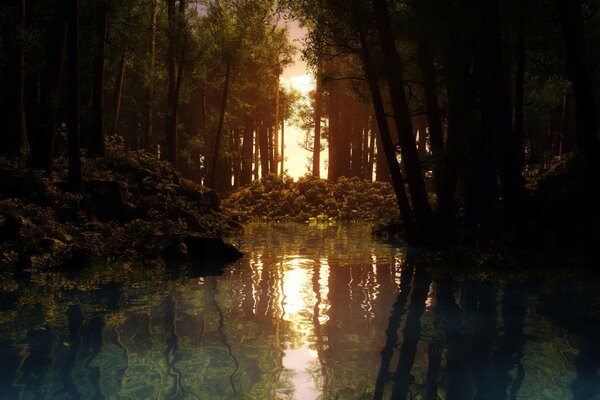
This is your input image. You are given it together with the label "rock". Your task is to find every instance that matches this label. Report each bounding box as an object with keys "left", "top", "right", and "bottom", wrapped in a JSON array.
[
  {"left": 162, "top": 239, "right": 189, "bottom": 261},
  {"left": 163, "top": 235, "right": 242, "bottom": 261},
  {"left": 181, "top": 235, "right": 242, "bottom": 259}
]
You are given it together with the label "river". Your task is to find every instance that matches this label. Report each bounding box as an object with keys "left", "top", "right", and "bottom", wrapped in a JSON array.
[{"left": 0, "top": 223, "right": 599, "bottom": 399}]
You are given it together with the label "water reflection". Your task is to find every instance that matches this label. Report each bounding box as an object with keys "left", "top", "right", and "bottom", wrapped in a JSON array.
[{"left": 0, "top": 223, "right": 600, "bottom": 399}]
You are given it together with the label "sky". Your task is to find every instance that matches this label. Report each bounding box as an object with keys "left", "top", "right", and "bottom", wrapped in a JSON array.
[{"left": 278, "top": 19, "right": 328, "bottom": 180}]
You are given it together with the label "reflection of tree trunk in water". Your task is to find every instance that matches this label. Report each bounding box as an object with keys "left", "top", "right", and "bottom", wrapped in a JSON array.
[
  {"left": 256, "top": 260, "right": 274, "bottom": 319},
  {"left": 425, "top": 343, "right": 441, "bottom": 400},
  {"left": 311, "top": 260, "right": 330, "bottom": 390},
  {"left": 14, "top": 327, "right": 54, "bottom": 394},
  {"left": 164, "top": 295, "right": 184, "bottom": 399},
  {"left": 472, "top": 282, "right": 499, "bottom": 399},
  {"left": 373, "top": 262, "right": 415, "bottom": 400},
  {"left": 112, "top": 324, "right": 130, "bottom": 396},
  {"left": 390, "top": 266, "right": 431, "bottom": 400},
  {"left": 208, "top": 277, "right": 239, "bottom": 397},
  {"left": 63, "top": 304, "right": 84, "bottom": 398},
  {"left": 492, "top": 283, "right": 527, "bottom": 400},
  {"left": 432, "top": 277, "right": 464, "bottom": 400},
  {"left": 80, "top": 314, "right": 104, "bottom": 395}
]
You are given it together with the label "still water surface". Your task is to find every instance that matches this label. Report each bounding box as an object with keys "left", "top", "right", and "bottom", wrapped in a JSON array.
[{"left": 1, "top": 223, "right": 599, "bottom": 399}]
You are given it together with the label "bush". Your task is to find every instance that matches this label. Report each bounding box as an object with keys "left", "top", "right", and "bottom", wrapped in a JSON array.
[{"left": 223, "top": 174, "right": 399, "bottom": 224}]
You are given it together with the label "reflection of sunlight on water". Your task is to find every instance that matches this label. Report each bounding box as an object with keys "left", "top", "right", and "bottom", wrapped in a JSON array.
[{"left": 280, "top": 255, "right": 322, "bottom": 400}]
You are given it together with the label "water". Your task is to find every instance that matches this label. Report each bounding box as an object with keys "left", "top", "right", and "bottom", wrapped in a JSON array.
[{"left": 1, "top": 223, "right": 599, "bottom": 400}]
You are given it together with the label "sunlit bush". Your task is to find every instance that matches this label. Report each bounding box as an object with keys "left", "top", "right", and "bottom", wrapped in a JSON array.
[{"left": 223, "top": 174, "right": 399, "bottom": 223}]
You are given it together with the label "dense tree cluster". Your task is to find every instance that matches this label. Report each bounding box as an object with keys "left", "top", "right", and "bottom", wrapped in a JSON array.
[
  {"left": 0, "top": 0, "right": 297, "bottom": 194},
  {"left": 287, "top": 0, "right": 600, "bottom": 245},
  {"left": 2, "top": 0, "right": 599, "bottom": 247}
]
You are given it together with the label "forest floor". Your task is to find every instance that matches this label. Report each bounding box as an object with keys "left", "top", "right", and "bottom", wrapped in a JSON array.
[{"left": 0, "top": 148, "right": 241, "bottom": 272}]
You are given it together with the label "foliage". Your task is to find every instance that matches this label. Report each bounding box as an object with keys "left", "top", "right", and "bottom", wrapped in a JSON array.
[
  {"left": 223, "top": 174, "right": 399, "bottom": 223},
  {"left": 0, "top": 149, "right": 239, "bottom": 271}
]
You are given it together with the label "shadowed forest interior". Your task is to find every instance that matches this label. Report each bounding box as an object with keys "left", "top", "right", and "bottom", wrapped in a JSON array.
[{"left": 1, "top": 0, "right": 600, "bottom": 399}]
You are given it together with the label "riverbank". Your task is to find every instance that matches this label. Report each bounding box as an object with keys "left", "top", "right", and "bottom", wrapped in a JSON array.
[{"left": 0, "top": 148, "right": 241, "bottom": 271}]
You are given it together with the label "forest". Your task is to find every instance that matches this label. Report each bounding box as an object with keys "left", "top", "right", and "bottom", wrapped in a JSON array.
[{"left": 1, "top": 0, "right": 600, "bottom": 399}]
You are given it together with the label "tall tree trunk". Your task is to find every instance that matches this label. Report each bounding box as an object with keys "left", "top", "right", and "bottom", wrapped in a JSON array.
[
  {"left": 241, "top": 115, "right": 254, "bottom": 185},
  {"left": 355, "top": 16, "right": 417, "bottom": 242},
  {"left": 1, "top": 0, "right": 29, "bottom": 156},
  {"left": 367, "top": 114, "right": 375, "bottom": 181},
  {"left": 479, "top": 0, "right": 525, "bottom": 224},
  {"left": 67, "top": 0, "right": 82, "bottom": 192},
  {"left": 514, "top": 12, "right": 526, "bottom": 166},
  {"left": 89, "top": 0, "right": 107, "bottom": 157},
  {"left": 208, "top": 56, "right": 232, "bottom": 188},
  {"left": 417, "top": 44, "right": 444, "bottom": 199},
  {"left": 28, "top": 0, "right": 67, "bottom": 170},
  {"left": 371, "top": 0, "right": 434, "bottom": 240},
  {"left": 350, "top": 100, "right": 363, "bottom": 178},
  {"left": 327, "top": 80, "right": 340, "bottom": 180},
  {"left": 273, "top": 67, "right": 280, "bottom": 175},
  {"left": 164, "top": 0, "right": 178, "bottom": 165},
  {"left": 281, "top": 115, "right": 285, "bottom": 174},
  {"left": 374, "top": 124, "right": 390, "bottom": 182},
  {"left": 111, "top": 52, "right": 126, "bottom": 136},
  {"left": 361, "top": 111, "right": 370, "bottom": 180},
  {"left": 558, "top": 0, "right": 599, "bottom": 159},
  {"left": 259, "top": 116, "right": 269, "bottom": 177},
  {"left": 339, "top": 92, "right": 352, "bottom": 177},
  {"left": 142, "top": 0, "right": 157, "bottom": 150},
  {"left": 312, "top": 65, "right": 322, "bottom": 177},
  {"left": 254, "top": 124, "right": 260, "bottom": 180},
  {"left": 17, "top": 0, "right": 29, "bottom": 156}
]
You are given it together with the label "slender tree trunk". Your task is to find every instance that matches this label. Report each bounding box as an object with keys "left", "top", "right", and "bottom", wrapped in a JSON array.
[
  {"left": 232, "top": 130, "right": 241, "bottom": 188},
  {"left": 254, "top": 124, "right": 260, "bottom": 180},
  {"left": 281, "top": 115, "right": 285, "bottom": 174},
  {"left": 375, "top": 124, "right": 390, "bottom": 182},
  {"left": 327, "top": 80, "right": 340, "bottom": 180},
  {"left": 89, "top": 0, "right": 107, "bottom": 157},
  {"left": 67, "top": 0, "right": 82, "bottom": 192},
  {"left": 241, "top": 115, "right": 253, "bottom": 185},
  {"left": 142, "top": 0, "right": 157, "bottom": 150},
  {"left": 273, "top": 67, "right": 280, "bottom": 175},
  {"left": 368, "top": 114, "right": 375, "bottom": 181},
  {"left": 355, "top": 17, "right": 417, "bottom": 243},
  {"left": 208, "top": 57, "right": 232, "bottom": 188},
  {"left": 111, "top": 52, "right": 126, "bottom": 136},
  {"left": 558, "top": 0, "right": 599, "bottom": 159},
  {"left": 17, "top": 0, "right": 29, "bottom": 156},
  {"left": 371, "top": 0, "right": 434, "bottom": 240},
  {"left": 259, "top": 116, "right": 269, "bottom": 177},
  {"left": 417, "top": 44, "right": 444, "bottom": 199},
  {"left": 28, "top": 0, "right": 67, "bottom": 170},
  {"left": 312, "top": 65, "right": 322, "bottom": 178},
  {"left": 361, "top": 111, "right": 370, "bottom": 179},
  {"left": 479, "top": 0, "right": 525, "bottom": 224},
  {"left": 514, "top": 12, "right": 525, "bottom": 166},
  {"left": 164, "top": 0, "right": 177, "bottom": 164},
  {"left": 350, "top": 100, "right": 363, "bottom": 178}
]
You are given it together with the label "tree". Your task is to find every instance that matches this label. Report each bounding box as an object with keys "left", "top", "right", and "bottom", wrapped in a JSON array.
[{"left": 66, "top": 0, "right": 82, "bottom": 192}]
